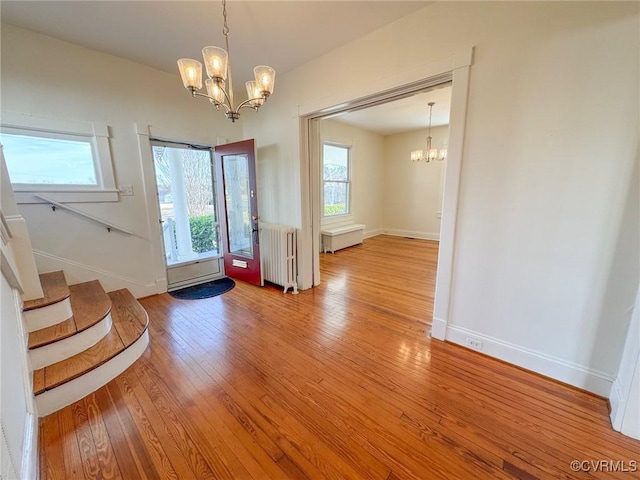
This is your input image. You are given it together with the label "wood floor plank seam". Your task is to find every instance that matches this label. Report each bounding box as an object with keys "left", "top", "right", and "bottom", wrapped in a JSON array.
[
  {"left": 144, "top": 322, "right": 309, "bottom": 479},
  {"left": 134, "top": 359, "right": 256, "bottom": 479},
  {"left": 118, "top": 370, "right": 202, "bottom": 479},
  {"left": 111, "top": 376, "right": 181, "bottom": 480}
]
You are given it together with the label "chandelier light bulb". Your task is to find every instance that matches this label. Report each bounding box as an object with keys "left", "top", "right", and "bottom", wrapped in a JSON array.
[
  {"left": 202, "top": 46, "right": 228, "bottom": 81},
  {"left": 246, "top": 81, "right": 265, "bottom": 108},
  {"left": 177, "top": 58, "right": 203, "bottom": 90},
  {"left": 205, "top": 78, "right": 226, "bottom": 105},
  {"left": 254, "top": 65, "right": 276, "bottom": 97}
]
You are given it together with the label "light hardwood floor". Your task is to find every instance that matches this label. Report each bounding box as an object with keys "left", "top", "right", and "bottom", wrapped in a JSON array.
[{"left": 39, "top": 235, "right": 639, "bottom": 479}]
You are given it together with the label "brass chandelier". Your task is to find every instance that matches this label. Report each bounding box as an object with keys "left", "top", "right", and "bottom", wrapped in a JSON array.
[{"left": 177, "top": 0, "right": 276, "bottom": 122}]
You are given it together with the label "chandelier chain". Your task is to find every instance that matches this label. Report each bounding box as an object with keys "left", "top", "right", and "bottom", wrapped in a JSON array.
[
  {"left": 222, "top": 0, "right": 229, "bottom": 37},
  {"left": 221, "top": 0, "right": 233, "bottom": 107}
]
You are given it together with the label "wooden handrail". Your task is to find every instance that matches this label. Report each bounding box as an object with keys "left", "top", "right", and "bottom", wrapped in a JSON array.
[{"left": 34, "top": 194, "right": 133, "bottom": 235}]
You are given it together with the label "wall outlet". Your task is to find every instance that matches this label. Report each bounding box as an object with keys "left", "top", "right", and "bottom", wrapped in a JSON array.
[
  {"left": 120, "top": 185, "right": 134, "bottom": 196},
  {"left": 466, "top": 337, "right": 483, "bottom": 350}
]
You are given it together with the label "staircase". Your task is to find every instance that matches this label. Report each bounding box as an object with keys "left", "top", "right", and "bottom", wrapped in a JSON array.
[{"left": 25, "top": 271, "right": 149, "bottom": 417}]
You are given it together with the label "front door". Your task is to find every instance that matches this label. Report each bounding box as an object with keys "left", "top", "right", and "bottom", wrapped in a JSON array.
[{"left": 214, "top": 139, "right": 263, "bottom": 286}]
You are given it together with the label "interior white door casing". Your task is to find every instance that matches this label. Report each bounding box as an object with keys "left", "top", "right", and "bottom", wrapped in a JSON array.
[
  {"left": 297, "top": 48, "right": 474, "bottom": 340},
  {"left": 610, "top": 284, "right": 640, "bottom": 438}
]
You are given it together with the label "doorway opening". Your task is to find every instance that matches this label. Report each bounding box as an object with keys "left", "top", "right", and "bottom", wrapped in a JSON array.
[
  {"left": 303, "top": 75, "right": 453, "bottom": 322},
  {"left": 297, "top": 49, "right": 473, "bottom": 337},
  {"left": 150, "top": 140, "right": 223, "bottom": 291},
  {"left": 312, "top": 83, "right": 452, "bottom": 325}
]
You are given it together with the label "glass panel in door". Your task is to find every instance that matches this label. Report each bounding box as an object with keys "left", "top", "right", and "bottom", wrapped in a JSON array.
[{"left": 221, "top": 154, "right": 253, "bottom": 258}]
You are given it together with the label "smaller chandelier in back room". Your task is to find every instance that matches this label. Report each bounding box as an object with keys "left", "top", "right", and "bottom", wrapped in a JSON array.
[
  {"left": 176, "top": 0, "right": 276, "bottom": 123},
  {"left": 411, "top": 102, "right": 447, "bottom": 162}
]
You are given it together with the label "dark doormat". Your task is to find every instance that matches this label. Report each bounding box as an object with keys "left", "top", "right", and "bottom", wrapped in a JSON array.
[{"left": 168, "top": 277, "right": 236, "bottom": 300}]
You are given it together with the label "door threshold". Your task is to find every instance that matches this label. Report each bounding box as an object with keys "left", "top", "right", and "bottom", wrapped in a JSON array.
[
  {"left": 167, "top": 255, "right": 223, "bottom": 269},
  {"left": 167, "top": 273, "right": 226, "bottom": 292}
]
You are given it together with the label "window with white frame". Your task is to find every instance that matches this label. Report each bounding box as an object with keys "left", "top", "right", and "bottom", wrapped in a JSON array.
[
  {"left": 322, "top": 142, "right": 351, "bottom": 217},
  {"left": 0, "top": 113, "right": 117, "bottom": 203}
]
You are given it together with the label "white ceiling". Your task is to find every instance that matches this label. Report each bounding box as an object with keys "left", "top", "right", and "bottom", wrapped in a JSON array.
[
  {"left": 0, "top": 0, "right": 447, "bottom": 133},
  {"left": 331, "top": 85, "right": 452, "bottom": 136}
]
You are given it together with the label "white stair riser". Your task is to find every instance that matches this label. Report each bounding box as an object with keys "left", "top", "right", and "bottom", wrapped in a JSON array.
[
  {"left": 35, "top": 330, "right": 149, "bottom": 417},
  {"left": 29, "top": 314, "right": 112, "bottom": 369},
  {"left": 24, "top": 298, "right": 72, "bottom": 332}
]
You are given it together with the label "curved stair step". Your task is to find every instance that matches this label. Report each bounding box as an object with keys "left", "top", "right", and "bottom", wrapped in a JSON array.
[
  {"left": 28, "top": 280, "right": 112, "bottom": 348},
  {"left": 23, "top": 271, "right": 72, "bottom": 332},
  {"left": 34, "top": 288, "right": 149, "bottom": 417},
  {"left": 23, "top": 271, "right": 69, "bottom": 311},
  {"left": 28, "top": 280, "right": 113, "bottom": 369}
]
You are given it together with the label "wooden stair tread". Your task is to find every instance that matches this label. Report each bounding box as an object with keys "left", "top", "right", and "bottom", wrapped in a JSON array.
[
  {"left": 33, "top": 369, "right": 45, "bottom": 395},
  {"left": 27, "top": 280, "right": 111, "bottom": 349},
  {"left": 69, "top": 280, "right": 111, "bottom": 331},
  {"left": 35, "top": 329, "right": 125, "bottom": 394},
  {"left": 28, "top": 317, "right": 76, "bottom": 349},
  {"left": 34, "top": 288, "right": 149, "bottom": 396},
  {"left": 108, "top": 289, "right": 148, "bottom": 346},
  {"left": 23, "top": 271, "right": 70, "bottom": 311}
]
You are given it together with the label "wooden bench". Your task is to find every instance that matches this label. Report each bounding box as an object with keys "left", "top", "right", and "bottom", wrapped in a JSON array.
[{"left": 321, "top": 224, "right": 366, "bottom": 253}]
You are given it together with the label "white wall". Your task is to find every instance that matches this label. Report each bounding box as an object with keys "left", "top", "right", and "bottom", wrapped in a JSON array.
[
  {"left": 243, "top": 2, "right": 640, "bottom": 395},
  {"left": 0, "top": 23, "right": 243, "bottom": 296},
  {"left": 319, "top": 119, "right": 385, "bottom": 236},
  {"left": 384, "top": 125, "right": 448, "bottom": 240}
]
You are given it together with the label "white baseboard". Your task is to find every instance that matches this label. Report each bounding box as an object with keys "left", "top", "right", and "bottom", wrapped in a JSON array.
[
  {"left": 155, "top": 278, "right": 168, "bottom": 295},
  {"left": 363, "top": 228, "right": 384, "bottom": 239},
  {"left": 383, "top": 229, "right": 440, "bottom": 241},
  {"left": 610, "top": 378, "right": 624, "bottom": 431},
  {"left": 431, "top": 317, "right": 447, "bottom": 340},
  {"left": 445, "top": 324, "right": 614, "bottom": 397},
  {"left": 33, "top": 249, "right": 157, "bottom": 299}
]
